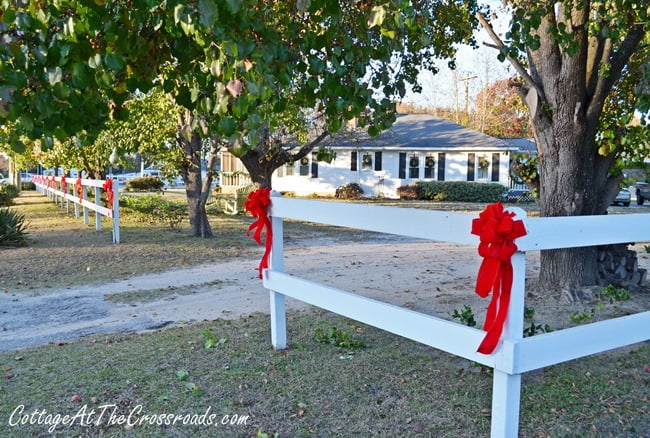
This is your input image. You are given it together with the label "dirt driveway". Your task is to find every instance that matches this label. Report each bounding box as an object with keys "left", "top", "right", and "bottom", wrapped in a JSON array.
[{"left": 2, "top": 235, "right": 649, "bottom": 353}]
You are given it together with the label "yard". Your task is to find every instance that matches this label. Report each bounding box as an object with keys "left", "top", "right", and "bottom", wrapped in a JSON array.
[{"left": 0, "top": 190, "right": 648, "bottom": 437}]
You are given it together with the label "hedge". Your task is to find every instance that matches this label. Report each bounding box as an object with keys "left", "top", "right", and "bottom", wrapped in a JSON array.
[
  {"left": 397, "top": 181, "right": 506, "bottom": 203},
  {"left": 126, "top": 176, "right": 165, "bottom": 192}
]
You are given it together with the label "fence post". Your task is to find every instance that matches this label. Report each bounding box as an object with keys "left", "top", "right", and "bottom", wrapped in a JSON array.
[
  {"left": 112, "top": 178, "right": 120, "bottom": 244},
  {"left": 82, "top": 185, "right": 89, "bottom": 225},
  {"left": 490, "top": 207, "right": 527, "bottom": 438},
  {"left": 269, "top": 191, "right": 286, "bottom": 349},
  {"left": 95, "top": 186, "right": 102, "bottom": 231}
]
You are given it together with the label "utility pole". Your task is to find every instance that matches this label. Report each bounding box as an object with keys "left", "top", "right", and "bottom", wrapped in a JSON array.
[{"left": 459, "top": 75, "right": 477, "bottom": 124}]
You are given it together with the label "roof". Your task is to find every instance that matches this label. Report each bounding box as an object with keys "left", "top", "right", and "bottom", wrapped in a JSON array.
[
  {"left": 500, "top": 138, "right": 537, "bottom": 154},
  {"left": 323, "top": 113, "right": 517, "bottom": 151}
]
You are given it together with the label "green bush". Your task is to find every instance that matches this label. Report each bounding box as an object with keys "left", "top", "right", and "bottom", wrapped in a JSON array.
[
  {"left": 0, "top": 208, "right": 29, "bottom": 246},
  {"left": 0, "top": 183, "right": 19, "bottom": 206},
  {"left": 415, "top": 181, "right": 506, "bottom": 202},
  {"left": 335, "top": 183, "right": 364, "bottom": 200},
  {"left": 121, "top": 195, "right": 187, "bottom": 229},
  {"left": 21, "top": 181, "right": 36, "bottom": 191},
  {"left": 126, "top": 176, "right": 165, "bottom": 192},
  {"left": 396, "top": 185, "right": 418, "bottom": 200}
]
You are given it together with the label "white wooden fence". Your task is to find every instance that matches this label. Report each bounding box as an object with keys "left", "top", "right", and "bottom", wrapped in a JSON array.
[
  {"left": 32, "top": 175, "right": 120, "bottom": 243},
  {"left": 262, "top": 193, "right": 650, "bottom": 437}
]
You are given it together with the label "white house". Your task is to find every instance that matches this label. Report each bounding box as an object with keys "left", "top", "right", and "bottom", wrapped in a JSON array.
[{"left": 221, "top": 113, "right": 520, "bottom": 198}]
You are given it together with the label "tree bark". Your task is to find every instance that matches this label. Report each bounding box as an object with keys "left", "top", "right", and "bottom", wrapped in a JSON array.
[{"left": 178, "top": 130, "right": 213, "bottom": 238}]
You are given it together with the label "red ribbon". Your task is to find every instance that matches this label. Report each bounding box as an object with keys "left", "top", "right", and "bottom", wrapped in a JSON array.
[
  {"left": 75, "top": 177, "right": 83, "bottom": 202},
  {"left": 244, "top": 187, "right": 273, "bottom": 279},
  {"left": 61, "top": 175, "right": 67, "bottom": 193},
  {"left": 471, "top": 202, "right": 527, "bottom": 354},
  {"left": 103, "top": 179, "right": 114, "bottom": 206}
]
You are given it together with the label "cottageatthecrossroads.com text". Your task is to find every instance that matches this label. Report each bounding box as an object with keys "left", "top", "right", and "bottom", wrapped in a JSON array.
[{"left": 7, "top": 404, "right": 250, "bottom": 433}]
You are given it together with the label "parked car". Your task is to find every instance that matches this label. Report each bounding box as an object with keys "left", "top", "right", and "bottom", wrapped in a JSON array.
[
  {"left": 502, "top": 188, "right": 534, "bottom": 203},
  {"left": 611, "top": 188, "right": 631, "bottom": 206},
  {"left": 636, "top": 182, "right": 650, "bottom": 205}
]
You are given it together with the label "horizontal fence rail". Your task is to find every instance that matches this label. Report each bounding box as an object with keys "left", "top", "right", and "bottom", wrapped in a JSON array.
[
  {"left": 263, "top": 195, "right": 650, "bottom": 438},
  {"left": 32, "top": 175, "right": 120, "bottom": 243}
]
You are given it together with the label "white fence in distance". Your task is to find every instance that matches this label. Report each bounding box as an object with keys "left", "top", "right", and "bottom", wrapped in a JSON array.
[
  {"left": 32, "top": 175, "right": 120, "bottom": 243},
  {"left": 262, "top": 194, "right": 650, "bottom": 437}
]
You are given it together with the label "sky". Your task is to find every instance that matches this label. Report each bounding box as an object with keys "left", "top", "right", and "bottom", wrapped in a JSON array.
[{"left": 402, "top": 2, "right": 514, "bottom": 111}]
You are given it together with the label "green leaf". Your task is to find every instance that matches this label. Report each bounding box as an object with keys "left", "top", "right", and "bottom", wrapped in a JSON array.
[
  {"left": 88, "top": 53, "right": 102, "bottom": 69},
  {"left": 10, "top": 138, "right": 25, "bottom": 153},
  {"left": 198, "top": 0, "right": 219, "bottom": 28},
  {"left": 219, "top": 117, "right": 237, "bottom": 136},
  {"left": 380, "top": 28, "right": 396, "bottom": 39},
  {"left": 225, "top": 0, "right": 242, "bottom": 14},
  {"left": 104, "top": 53, "right": 125, "bottom": 73},
  {"left": 2, "top": 8, "right": 15, "bottom": 24},
  {"left": 176, "top": 370, "right": 189, "bottom": 381}
]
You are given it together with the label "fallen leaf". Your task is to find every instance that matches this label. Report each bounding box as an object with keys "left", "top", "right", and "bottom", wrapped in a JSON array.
[
  {"left": 71, "top": 395, "right": 82, "bottom": 402},
  {"left": 1, "top": 366, "right": 11, "bottom": 371},
  {"left": 3, "top": 374, "right": 13, "bottom": 380}
]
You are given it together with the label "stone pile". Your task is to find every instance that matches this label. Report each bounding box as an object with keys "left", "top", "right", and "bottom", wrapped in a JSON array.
[{"left": 597, "top": 244, "right": 647, "bottom": 288}]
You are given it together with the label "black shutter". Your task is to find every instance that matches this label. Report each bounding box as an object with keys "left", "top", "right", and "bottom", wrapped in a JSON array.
[
  {"left": 491, "top": 153, "right": 500, "bottom": 182},
  {"left": 438, "top": 153, "right": 445, "bottom": 181},
  {"left": 374, "top": 151, "right": 382, "bottom": 171},
  {"left": 311, "top": 152, "right": 318, "bottom": 178},
  {"left": 467, "top": 153, "right": 475, "bottom": 181},
  {"left": 351, "top": 151, "right": 357, "bottom": 171},
  {"left": 398, "top": 152, "right": 406, "bottom": 179}
]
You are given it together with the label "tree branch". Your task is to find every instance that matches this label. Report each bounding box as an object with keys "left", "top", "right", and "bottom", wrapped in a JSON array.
[
  {"left": 476, "top": 12, "right": 546, "bottom": 102},
  {"left": 290, "top": 129, "right": 330, "bottom": 162}
]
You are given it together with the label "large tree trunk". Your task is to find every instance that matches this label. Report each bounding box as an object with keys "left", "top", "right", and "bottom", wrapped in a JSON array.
[{"left": 178, "top": 130, "right": 213, "bottom": 238}]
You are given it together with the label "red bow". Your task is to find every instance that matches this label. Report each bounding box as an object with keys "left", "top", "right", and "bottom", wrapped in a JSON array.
[
  {"left": 75, "top": 177, "right": 83, "bottom": 202},
  {"left": 244, "top": 187, "right": 273, "bottom": 279},
  {"left": 103, "top": 179, "right": 114, "bottom": 206},
  {"left": 61, "top": 176, "right": 67, "bottom": 193},
  {"left": 471, "top": 202, "right": 527, "bottom": 354}
]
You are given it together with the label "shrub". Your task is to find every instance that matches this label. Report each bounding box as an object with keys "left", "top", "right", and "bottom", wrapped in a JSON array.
[
  {"left": 0, "top": 183, "right": 19, "bottom": 206},
  {"left": 126, "top": 176, "right": 165, "bottom": 192},
  {"left": 120, "top": 195, "right": 187, "bottom": 229},
  {"left": 335, "top": 183, "right": 364, "bottom": 199},
  {"left": 396, "top": 185, "right": 418, "bottom": 200},
  {"left": 415, "top": 181, "right": 506, "bottom": 203},
  {"left": 0, "top": 208, "right": 29, "bottom": 246},
  {"left": 21, "top": 181, "right": 36, "bottom": 191}
]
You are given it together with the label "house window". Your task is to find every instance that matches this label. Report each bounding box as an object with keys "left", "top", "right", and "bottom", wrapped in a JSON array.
[
  {"left": 362, "top": 153, "right": 372, "bottom": 170},
  {"left": 467, "top": 153, "right": 475, "bottom": 181},
  {"left": 299, "top": 156, "right": 310, "bottom": 176},
  {"left": 311, "top": 151, "right": 318, "bottom": 178},
  {"left": 351, "top": 151, "right": 358, "bottom": 171},
  {"left": 477, "top": 154, "right": 489, "bottom": 180},
  {"left": 277, "top": 165, "right": 284, "bottom": 177},
  {"left": 409, "top": 155, "right": 419, "bottom": 179},
  {"left": 286, "top": 162, "right": 295, "bottom": 176},
  {"left": 424, "top": 155, "right": 435, "bottom": 179}
]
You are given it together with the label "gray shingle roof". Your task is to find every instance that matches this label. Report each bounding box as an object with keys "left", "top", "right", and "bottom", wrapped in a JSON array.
[{"left": 324, "top": 113, "right": 517, "bottom": 151}]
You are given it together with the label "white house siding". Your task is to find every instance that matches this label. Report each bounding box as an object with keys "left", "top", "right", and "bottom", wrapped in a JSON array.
[{"left": 272, "top": 149, "right": 511, "bottom": 198}]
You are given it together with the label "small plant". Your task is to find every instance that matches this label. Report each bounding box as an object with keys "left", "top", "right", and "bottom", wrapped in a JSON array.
[
  {"left": 200, "top": 330, "right": 227, "bottom": 349},
  {"left": 0, "top": 208, "right": 29, "bottom": 246},
  {"left": 126, "top": 176, "right": 165, "bottom": 192},
  {"left": 522, "top": 307, "right": 552, "bottom": 337},
  {"left": 335, "top": 183, "right": 364, "bottom": 200},
  {"left": 600, "top": 284, "right": 631, "bottom": 302},
  {"left": 451, "top": 305, "right": 476, "bottom": 327},
  {"left": 20, "top": 181, "right": 36, "bottom": 191},
  {"left": 570, "top": 309, "right": 595, "bottom": 324},
  {"left": 121, "top": 195, "right": 187, "bottom": 229},
  {"left": 396, "top": 184, "right": 418, "bottom": 200},
  {"left": 0, "top": 183, "right": 19, "bottom": 206},
  {"left": 314, "top": 326, "right": 365, "bottom": 349},
  {"left": 644, "top": 244, "right": 650, "bottom": 254}
]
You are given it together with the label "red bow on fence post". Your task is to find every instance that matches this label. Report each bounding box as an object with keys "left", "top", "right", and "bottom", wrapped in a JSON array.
[
  {"left": 244, "top": 187, "right": 273, "bottom": 279},
  {"left": 102, "top": 179, "right": 114, "bottom": 206},
  {"left": 471, "top": 202, "right": 527, "bottom": 354},
  {"left": 61, "top": 176, "right": 67, "bottom": 193},
  {"left": 75, "top": 177, "right": 83, "bottom": 202}
]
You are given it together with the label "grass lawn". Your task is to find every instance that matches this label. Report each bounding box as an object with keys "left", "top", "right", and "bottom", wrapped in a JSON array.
[{"left": 0, "top": 190, "right": 648, "bottom": 437}]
